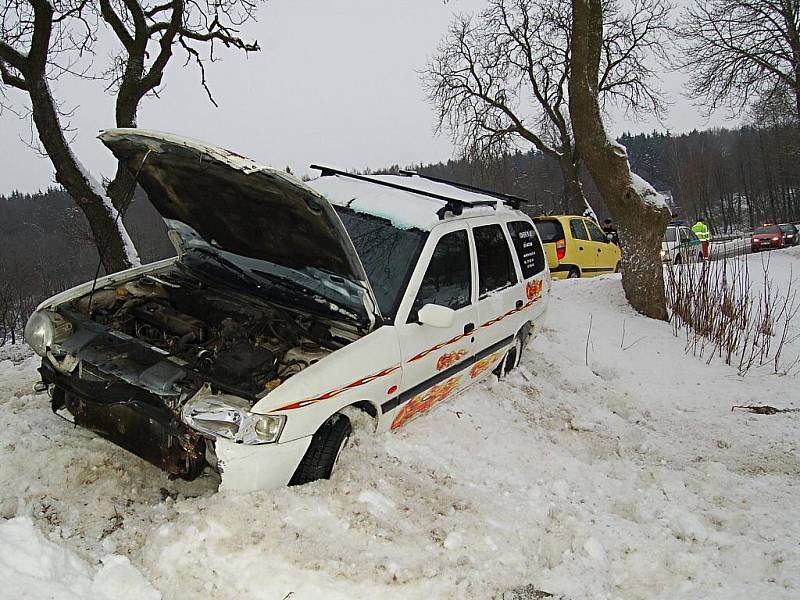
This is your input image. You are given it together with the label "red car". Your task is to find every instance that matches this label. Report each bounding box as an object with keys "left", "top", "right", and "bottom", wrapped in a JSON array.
[{"left": 751, "top": 225, "right": 784, "bottom": 252}]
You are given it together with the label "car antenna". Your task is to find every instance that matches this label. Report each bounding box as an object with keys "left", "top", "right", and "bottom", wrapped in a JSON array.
[
  {"left": 310, "top": 164, "right": 497, "bottom": 219},
  {"left": 398, "top": 169, "right": 524, "bottom": 210},
  {"left": 87, "top": 149, "right": 152, "bottom": 313}
]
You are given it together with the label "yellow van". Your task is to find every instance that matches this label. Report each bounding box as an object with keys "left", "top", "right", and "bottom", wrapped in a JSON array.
[{"left": 532, "top": 216, "right": 621, "bottom": 279}]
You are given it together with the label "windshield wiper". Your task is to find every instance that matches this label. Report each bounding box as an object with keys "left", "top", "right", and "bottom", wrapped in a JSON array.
[{"left": 187, "top": 247, "right": 262, "bottom": 288}]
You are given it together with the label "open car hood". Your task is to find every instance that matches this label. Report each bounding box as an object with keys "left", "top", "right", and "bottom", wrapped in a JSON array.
[{"left": 99, "top": 129, "right": 379, "bottom": 322}]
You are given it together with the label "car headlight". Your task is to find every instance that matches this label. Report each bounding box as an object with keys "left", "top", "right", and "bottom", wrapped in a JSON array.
[
  {"left": 24, "top": 312, "right": 54, "bottom": 356},
  {"left": 24, "top": 311, "right": 72, "bottom": 357},
  {"left": 181, "top": 393, "right": 286, "bottom": 444}
]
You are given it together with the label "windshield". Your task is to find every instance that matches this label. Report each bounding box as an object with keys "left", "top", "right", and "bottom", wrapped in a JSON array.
[
  {"left": 334, "top": 207, "right": 427, "bottom": 319},
  {"left": 664, "top": 227, "right": 677, "bottom": 243},
  {"left": 779, "top": 224, "right": 796, "bottom": 233},
  {"left": 754, "top": 226, "right": 780, "bottom": 234},
  {"left": 168, "top": 220, "right": 370, "bottom": 324}
]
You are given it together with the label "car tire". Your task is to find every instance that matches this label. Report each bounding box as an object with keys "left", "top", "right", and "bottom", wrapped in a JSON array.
[
  {"left": 697, "top": 252, "right": 704, "bottom": 263},
  {"left": 289, "top": 413, "right": 352, "bottom": 486},
  {"left": 568, "top": 267, "right": 580, "bottom": 278},
  {"left": 615, "top": 261, "right": 621, "bottom": 273},
  {"left": 673, "top": 254, "right": 682, "bottom": 265},
  {"left": 494, "top": 330, "right": 526, "bottom": 378}
]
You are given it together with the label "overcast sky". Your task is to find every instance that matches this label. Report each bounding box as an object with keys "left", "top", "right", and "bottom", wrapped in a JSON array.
[{"left": 0, "top": 0, "right": 735, "bottom": 196}]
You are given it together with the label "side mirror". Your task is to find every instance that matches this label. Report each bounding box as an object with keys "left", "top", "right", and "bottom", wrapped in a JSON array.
[
  {"left": 606, "top": 233, "right": 614, "bottom": 243},
  {"left": 417, "top": 304, "right": 455, "bottom": 328}
]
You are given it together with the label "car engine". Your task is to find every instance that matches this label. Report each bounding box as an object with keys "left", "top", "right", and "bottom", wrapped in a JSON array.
[{"left": 69, "top": 268, "right": 352, "bottom": 398}]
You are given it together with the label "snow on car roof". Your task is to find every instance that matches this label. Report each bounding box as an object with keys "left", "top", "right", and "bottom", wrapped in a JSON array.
[{"left": 306, "top": 173, "right": 518, "bottom": 231}]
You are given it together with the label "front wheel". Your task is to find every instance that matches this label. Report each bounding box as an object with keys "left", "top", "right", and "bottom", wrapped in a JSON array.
[
  {"left": 568, "top": 267, "right": 580, "bottom": 278},
  {"left": 289, "top": 413, "right": 352, "bottom": 486},
  {"left": 614, "top": 261, "right": 621, "bottom": 273}
]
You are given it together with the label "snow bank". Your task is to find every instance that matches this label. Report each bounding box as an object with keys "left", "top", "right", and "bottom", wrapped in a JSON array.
[
  {"left": 0, "top": 517, "right": 159, "bottom": 600},
  {"left": 1, "top": 250, "right": 798, "bottom": 599}
]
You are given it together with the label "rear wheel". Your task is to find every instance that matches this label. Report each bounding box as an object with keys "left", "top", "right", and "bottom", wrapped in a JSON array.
[
  {"left": 614, "top": 261, "right": 621, "bottom": 273},
  {"left": 673, "top": 254, "right": 682, "bottom": 265},
  {"left": 289, "top": 413, "right": 352, "bottom": 486},
  {"left": 494, "top": 330, "right": 526, "bottom": 378},
  {"left": 568, "top": 267, "right": 580, "bottom": 278}
]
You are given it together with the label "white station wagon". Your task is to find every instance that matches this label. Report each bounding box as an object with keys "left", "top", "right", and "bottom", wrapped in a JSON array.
[{"left": 25, "top": 130, "right": 551, "bottom": 491}]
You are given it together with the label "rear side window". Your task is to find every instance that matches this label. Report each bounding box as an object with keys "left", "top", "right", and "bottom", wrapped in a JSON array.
[
  {"left": 410, "top": 230, "right": 472, "bottom": 319},
  {"left": 585, "top": 220, "right": 607, "bottom": 243},
  {"left": 474, "top": 224, "right": 517, "bottom": 297},
  {"left": 570, "top": 219, "right": 589, "bottom": 240},
  {"left": 507, "top": 221, "right": 546, "bottom": 278},
  {"left": 534, "top": 219, "right": 564, "bottom": 243}
]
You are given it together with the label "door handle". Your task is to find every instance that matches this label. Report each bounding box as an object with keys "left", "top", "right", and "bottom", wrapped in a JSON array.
[
  {"left": 464, "top": 322, "right": 475, "bottom": 334},
  {"left": 516, "top": 300, "right": 523, "bottom": 309}
]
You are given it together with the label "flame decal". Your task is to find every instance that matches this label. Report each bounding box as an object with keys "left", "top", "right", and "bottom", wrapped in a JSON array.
[
  {"left": 391, "top": 376, "right": 462, "bottom": 429},
  {"left": 470, "top": 351, "right": 504, "bottom": 379},
  {"left": 271, "top": 364, "right": 400, "bottom": 412},
  {"left": 436, "top": 349, "right": 469, "bottom": 371}
]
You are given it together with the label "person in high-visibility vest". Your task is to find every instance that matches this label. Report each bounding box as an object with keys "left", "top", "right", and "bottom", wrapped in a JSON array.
[{"left": 692, "top": 218, "right": 711, "bottom": 259}]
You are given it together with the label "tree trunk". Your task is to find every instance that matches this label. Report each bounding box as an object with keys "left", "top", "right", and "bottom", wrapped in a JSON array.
[
  {"left": 569, "top": 0, "right": 671, "bottom": 320},
  {"left": 27, "top": 75, "right": 139, "bottom": 274},
  {"left": 558, "top": 154, "right": 589, "bottom": 214}
]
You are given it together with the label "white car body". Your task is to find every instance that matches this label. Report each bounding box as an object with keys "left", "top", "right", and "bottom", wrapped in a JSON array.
[
  {"left": 28, "top": 130, "right": 551, "bottom": 492},
  {"left": 662, "top": 224, "right": 704, "bottom": 264}
]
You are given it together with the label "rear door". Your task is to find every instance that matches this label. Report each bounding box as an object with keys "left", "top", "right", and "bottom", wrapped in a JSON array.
[
  {"left": 390, "top": 225, "right": 477, "bottom": 429},
  {"left": 471, "top": 221, "right": 521, "bottom": 381},
  {"left": 585, "top": 219, "right": 617, "bottom": 272},
  {"left": 568, "top": 218, "right": 594, "bottom": 273}
]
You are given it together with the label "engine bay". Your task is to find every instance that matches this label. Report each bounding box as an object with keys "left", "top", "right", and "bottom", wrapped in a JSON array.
[{"left": 69, "top": 267, "right": 358, "bottom": 398}]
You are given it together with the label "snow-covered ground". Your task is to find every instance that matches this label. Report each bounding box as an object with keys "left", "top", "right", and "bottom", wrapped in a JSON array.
[{"left": 1, "top": 250, "right": 798, "bottom": 600}]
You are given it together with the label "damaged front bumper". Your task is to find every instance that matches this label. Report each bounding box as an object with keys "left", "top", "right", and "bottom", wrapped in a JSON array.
[
  {"left": 214, "top": 435, "right": 312, "bottom": 492},
  {"left": 39, "top": 358, "right": 207, "bottom": 479},
  {"left": 38, "top": 358, "right": 310, "bottom": 490}
]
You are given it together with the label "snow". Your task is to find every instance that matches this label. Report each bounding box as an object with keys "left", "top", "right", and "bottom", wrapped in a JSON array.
[
  {"left": 1, "top": 250, "right": 799, "bottom": 598},
  {"left": 308, "top": 173, "right": 518, "bottom": 230},
  {"left": 630, "top": 172, "right": 668, "bottom": 210},
  {"left": 0, "top": 517, "right": 160, "bottom": 600},
  {"left": 71, "top": 142, "right": 141, "bottom": 268}
]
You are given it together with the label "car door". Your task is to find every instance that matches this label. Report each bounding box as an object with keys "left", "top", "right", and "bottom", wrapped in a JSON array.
[
  {"left": 585, "top": 218, "right": 617, "bottom": 272},
  {"left": 677, "top": 227, "right": 691, "bottom": 262},
  {"left": 567, "top": 218, "right": 594, "bottom": 274},
  {"left": 389, "top": 226, "right": 478, "bottom": 429},
  {"left": 471, "top": 221, "right": 521, "bottom": 381}
]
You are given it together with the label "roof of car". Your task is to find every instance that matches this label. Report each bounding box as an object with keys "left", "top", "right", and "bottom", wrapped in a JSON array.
[{"left": 306, "top": 172, "right": 521, "bottom": 231}]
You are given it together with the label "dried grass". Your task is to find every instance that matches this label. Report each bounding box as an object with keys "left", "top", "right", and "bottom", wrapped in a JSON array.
[{"left": 665, "top": 254, "right": 799, "bottom": 375}]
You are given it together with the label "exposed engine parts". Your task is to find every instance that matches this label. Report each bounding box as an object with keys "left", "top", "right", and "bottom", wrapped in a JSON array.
[{"left": 70, "top": 269, "right": 350, "bottom": 398}]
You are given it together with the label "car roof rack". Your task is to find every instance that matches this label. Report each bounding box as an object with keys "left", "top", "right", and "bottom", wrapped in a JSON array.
[
  {"left": 398, "top": 170, "right": 524, "bottom": 210},
  {"left": 310, "top": 164, "right": 500, "bottom": 219}
]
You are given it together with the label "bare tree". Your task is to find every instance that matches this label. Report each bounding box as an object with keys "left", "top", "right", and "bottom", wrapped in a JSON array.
[
  {"left": 677, "top": 0, "right": 800, "bottom": 121},
  {"left": 570, "top": 0, "right": 671, "bottom": 320},
  {"left": 424, "top": 0, "right": 669, "bottom": 215},
  {"left": 0, "top": 0, "right": 260, "bottom": 274}
]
